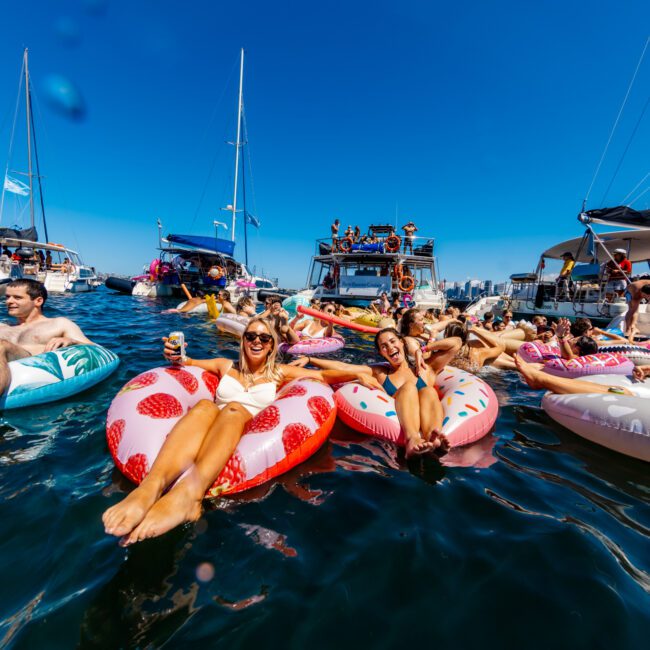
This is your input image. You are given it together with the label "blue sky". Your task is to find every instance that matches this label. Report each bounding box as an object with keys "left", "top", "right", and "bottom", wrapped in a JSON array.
[{"left": 1, "top": 0, "right": 649, "bottom": 287}]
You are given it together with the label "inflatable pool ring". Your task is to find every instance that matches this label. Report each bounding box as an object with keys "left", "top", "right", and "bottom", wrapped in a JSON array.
[
  {"left": 518, "top": 341, "right": 561, "bottom": 363},
  {"left": 149, "top": 259, "right": 160, "bottom": 281},
  {"left": 208, "top": 265, "right": 224, "bottom": 280},
  {"left": 106, "top": 367, "right": 336, "bottom": 495},
  {"left": 297, "top": 305, "right": 380, "bottom": 334},
  {"left": 353, "top": 312, "right": 382, "bottom": 328},
  {"left": 542, "top": 352, "right": 634, "bottom": 378},
  {"left": 542, "top": 374, "right": 650, "bottom": 462},
  {"left": 385, "top": 235, "right": 401, "bottom": 253},
  {"left": 282, "top": 294, "right": 312, "bottom": 317},
  {"left": 398, "top": 275, "right": 415, "bottom": 293},
  {"left": 279, "top": 335, "right": 345, "bottom": 356},
  {"left": 216, "top": 313, "right": 249, "bottom": 337},
  {"left": 176, "top": 299, "right": 209, "bottom": 314},
  {"left": 599, "top": 344, "right": 650, "bottom": 366},
  {"left": 339, "top": 237, "right": 353, "bottom": 253},
  {"left": 2, "top": 345, "right": 119, "bottom": 410},
  {"left": 334, "top": 366, "right": 498, "bottom": 448}
]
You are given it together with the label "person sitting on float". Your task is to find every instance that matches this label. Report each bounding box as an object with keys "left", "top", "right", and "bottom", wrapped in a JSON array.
[
  {"left": 291, "top": 327, "right": 449, "bottom": 458},
  {"left": 514, "top": 353, "right": 650, "bottom": 396},
  {"left": 294, "top": 302, "right": 337, "bottom": 339},
  {"left": 263, "top": 298, "right": 300, "bottom": 344},
  {"left": 481, "top": 311, "right": 495, "bottom": 331},
  {"left": 102, "top": 316, "right": 381, "bottom": 545},
  {"left": 0, "top": 279, "right": 96, "bottom": 394},
  {"left": 171, "top": 289, "right": 206, "bottom": 314},
  {"left": 603, "top": 248, "right": 632, "bottom": 301},
  {"left": 236, "top": 296, "right": 256, "bottom": 317},
  {"left": 444, "top": 322, "right": 505, "bottom": 374},
  {"left": 216, "top": 289, "right": 236, "bottom": 314},
  {"left": 624, "top": 279, "right": 650, "bottom": 342}
]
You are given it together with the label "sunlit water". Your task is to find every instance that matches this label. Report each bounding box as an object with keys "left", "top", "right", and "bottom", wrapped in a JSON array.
[{"left": 1, "top": 289, "right": 649, "bottom": 648}]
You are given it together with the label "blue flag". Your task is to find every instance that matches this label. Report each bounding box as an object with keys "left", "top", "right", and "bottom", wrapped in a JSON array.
[{"left": 245, "top": 213, "right": 260, "bottom": 228}]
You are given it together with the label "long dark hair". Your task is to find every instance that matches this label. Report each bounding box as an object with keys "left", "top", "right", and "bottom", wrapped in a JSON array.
[{"left": 399, "top": 308, "right": 420, "bottom": 336}]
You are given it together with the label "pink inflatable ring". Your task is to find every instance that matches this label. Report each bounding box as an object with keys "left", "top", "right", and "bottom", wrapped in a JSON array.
[
  {"left": 279, "top": 335, "right": 345, "bottom": 356},
  {"left": 106, "top": 366, "right": 336, "bottom": 496},
  {"left": 518, "top": 341, "right": 561, "bottom": 363},
  {"left": 542, "top": 352, "right": 634, "bottom": 378},
  {"left": 334, "top": 366, "right": 498, "bottom": 448}
]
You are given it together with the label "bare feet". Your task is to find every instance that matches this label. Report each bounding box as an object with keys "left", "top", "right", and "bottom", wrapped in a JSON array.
[
  {"left": 513, "top": 353, "right": 544, "bottom": 390},
  {"left": 103, "top": 483, "right": 160, "bottom": 537},
  {"left": 405, "top": 434, "right": 440, "bottom": 458},
  {"left": 119, "top": 479, "right": 203, "bottom": 546}
]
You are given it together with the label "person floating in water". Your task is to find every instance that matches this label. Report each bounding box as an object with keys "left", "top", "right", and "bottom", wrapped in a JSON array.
[{"left": 0, "top": 279, "right": 96, "bottom": 394}]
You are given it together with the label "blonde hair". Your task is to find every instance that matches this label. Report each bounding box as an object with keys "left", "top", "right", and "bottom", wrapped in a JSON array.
[{"left": 238, "top": 316, "right": 283, "bottom": 387}]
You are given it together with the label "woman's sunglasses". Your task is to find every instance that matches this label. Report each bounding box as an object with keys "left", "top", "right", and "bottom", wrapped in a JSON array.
[{"left": 244, "top": 332, "right": 273, "bottom": 344}]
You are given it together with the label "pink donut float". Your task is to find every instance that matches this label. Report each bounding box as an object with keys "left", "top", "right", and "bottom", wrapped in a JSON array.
[
  {"left": 106, "top": 366, "right": 336, "bottom": 496},
  {"left": 542, "top": 352, "right": 634, "bottom": 378},
  {"left": 334, "top": 366, "right": 498, "bottom": 448},
  {"left": 279, "top": 336, "right": 345, "bottom": 356},
  {"left": 518, "top": 341, "right": 561, "bottom": 363}
]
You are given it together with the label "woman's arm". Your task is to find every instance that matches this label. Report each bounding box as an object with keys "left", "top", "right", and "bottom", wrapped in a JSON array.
[
  {"left": 592, "top": 327, "right": 628, "bottom": 344},
  {"left": 288, "top": 356, "right": 372, "bottom": 373},
  {"left": 282, "top": 363, "right": 382, "bottom": 389}
]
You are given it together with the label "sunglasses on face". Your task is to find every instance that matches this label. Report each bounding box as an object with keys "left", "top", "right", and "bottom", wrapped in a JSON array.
[{"left": 243, "top": 332, "right": 273, "bottom": 344}]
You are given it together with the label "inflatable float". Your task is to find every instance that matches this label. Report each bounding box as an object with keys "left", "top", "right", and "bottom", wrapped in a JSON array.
[
  {"left": 598, "top": 344, "right": 650, "bottom": 366},
  {"left": 334, "top": 366, "right": 498, "bottom": 448},
  {"left": 297, "top": 305, "right": 380, "bottom": 334},
  {"left": 1, "top": 344, "right": 119, "bottom": 410},
  {"left": 542, "top": 352, "right": 634, "bottom": 378},
  {"left": 518, "top": 341, "right": 561, "bottom": 363},
  {"left": 106, "top": 366, "right": 336, "bottom": 495},
  {"left": 279, "top": 335, "right": 345, "bottom": 356},
  {"left": 215, "top": 313, "right": 249, "bottom": 337},
  {"left": 542, "top": 374, "right": 650, "bottom": 462}
]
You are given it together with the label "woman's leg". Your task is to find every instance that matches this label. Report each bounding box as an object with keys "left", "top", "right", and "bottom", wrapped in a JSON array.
[
  {"left": 103, "top": 399, "right": 219, "bottom": 537},
  {"left": 394, "top": 382, "right": 440, "bottom": 458},
  {"left": 417, "top": 386, "right": 448, "bottom": 452},
  {"left": 477, "top": 328, "right": 524, "bottom": 356},
  {"left": 121, "top": 402, "right": 253, "bottom": 545},
  {"left": 514, "top": 354, "right": 633, "bottom": 395}
]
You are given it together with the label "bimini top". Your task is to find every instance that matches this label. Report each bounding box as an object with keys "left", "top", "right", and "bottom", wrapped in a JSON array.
[
  {"left": 543, "top": 228, "right": 650, "bottom": 263},
  {"left": 580, "top": 205, "right": 650, "bottom": 229},
  {"left": 164, "top": 234, "right": 235, "bottom": 257}
]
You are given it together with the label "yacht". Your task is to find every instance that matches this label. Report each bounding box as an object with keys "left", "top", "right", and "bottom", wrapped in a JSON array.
[{"left": 291, "top": 223, "right": 446, "bottom": 308}]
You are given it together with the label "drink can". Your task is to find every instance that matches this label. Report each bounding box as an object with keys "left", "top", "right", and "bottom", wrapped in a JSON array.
[{"left": 168, "top": 331, "right": 186, "bottom": 363}]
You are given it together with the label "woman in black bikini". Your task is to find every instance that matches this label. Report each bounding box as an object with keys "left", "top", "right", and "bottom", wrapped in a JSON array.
[{"left": 293, "top": 328, "right": 448, "bottom": 457}]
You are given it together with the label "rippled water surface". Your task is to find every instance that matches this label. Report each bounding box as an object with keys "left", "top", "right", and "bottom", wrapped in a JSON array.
[{"left": 1, "top": 289, "right": 649, "bottom": 648}]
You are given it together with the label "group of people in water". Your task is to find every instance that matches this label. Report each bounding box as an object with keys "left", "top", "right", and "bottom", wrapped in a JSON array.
[{"left": 1, "top": 276, "right": 646, "bottom": 545}]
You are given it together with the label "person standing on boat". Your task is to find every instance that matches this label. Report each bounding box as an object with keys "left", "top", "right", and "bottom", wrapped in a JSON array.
[
  {"left": 331, "top": 219, "right": 340, "bottom": 251},
  {"left": 401, "top": 221, "right": 418, "bottom": 254},
  {"left": 0, "top": 279, "right": 96, "bottom": 394},
  {"left": 353, "top": 225, "right": 361, "bottom": 243},
  {"left": 554, "top": 252, "right": 575, "bottom": 301},
  {"left": 624, "top": 279, "right": 650, "bottom": 341},
  {"left": 603, "top": 249, "right": 632, "bottom": 300},
  {"left": 45, "top": 251, "right": 52, "bottom": 269}
]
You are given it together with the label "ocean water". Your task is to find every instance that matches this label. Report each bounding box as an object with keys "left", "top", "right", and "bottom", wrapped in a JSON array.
[{"left": 1, "top": 289, "right": 649, "bottom": 649}]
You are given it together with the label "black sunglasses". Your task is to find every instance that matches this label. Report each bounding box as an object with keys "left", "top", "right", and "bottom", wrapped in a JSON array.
[{"left": 244, "top": 331, "right": 273, "bottom": 344}]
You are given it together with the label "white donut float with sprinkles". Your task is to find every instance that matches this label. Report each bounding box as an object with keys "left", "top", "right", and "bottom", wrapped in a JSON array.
[{"left": 334, "top": 365, "right": 498, "bottom": 448}]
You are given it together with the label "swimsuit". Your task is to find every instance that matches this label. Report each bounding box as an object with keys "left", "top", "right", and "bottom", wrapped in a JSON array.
[
  {"left": 625, "top": 290, "right": 632, "bottom": 303},
  {"left": 382, "top": 374, "right": 427, "bottom": 397},
  {"left": 214, "top": 368, "right": 277, "bottom": 416}
]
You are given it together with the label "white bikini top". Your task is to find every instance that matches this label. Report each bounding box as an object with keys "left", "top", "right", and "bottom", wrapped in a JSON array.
[{"left": 214, "top": 366, "right": 277, "bottom": 415}]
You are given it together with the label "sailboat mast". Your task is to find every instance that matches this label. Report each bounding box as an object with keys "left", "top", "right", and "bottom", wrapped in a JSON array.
[
  {"left": 24, "top": 49, "right": 35, "bottom": 228},
  {"left": 230, "top": 48, "right": 245, "bottom": 242}
]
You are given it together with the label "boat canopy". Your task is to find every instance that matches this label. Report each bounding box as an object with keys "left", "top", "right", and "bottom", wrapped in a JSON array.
[
  {"left": 166, "top": 234, "right": 235, "bottom": 257},
  {"left": 543, "top": 228, "right": 650, "bottom": 263},
  {"left": 580, "top": 206, "right": 650, "bottom": 229},
  {"left": 0, "top": 226, "right": 38, "bottom": 241}
]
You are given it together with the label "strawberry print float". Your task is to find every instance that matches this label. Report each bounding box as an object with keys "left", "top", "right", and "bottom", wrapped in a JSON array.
[{"left": 106, "top": 365, "right": 336, "bottom": 496}]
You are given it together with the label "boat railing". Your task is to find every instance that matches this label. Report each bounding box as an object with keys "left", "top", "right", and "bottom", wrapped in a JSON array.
[{"left": 315, "top": 234, "right": 435, "bottom": 257}]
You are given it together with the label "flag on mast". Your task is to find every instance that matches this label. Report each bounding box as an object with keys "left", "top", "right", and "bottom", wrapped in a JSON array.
[
  {"left": 3, "top": 175, "right": 29, "bottom": 196},
  {"left": 245, "top": 213, "right": 260, "bottom": 228}
]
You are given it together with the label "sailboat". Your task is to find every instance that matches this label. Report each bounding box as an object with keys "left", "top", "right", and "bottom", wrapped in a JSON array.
[
  {"left": 127, "top": 48, "right": 278, "bottom": 301},
  {"left": 0, "top": 49, "right": 97, "bottom": 294}
]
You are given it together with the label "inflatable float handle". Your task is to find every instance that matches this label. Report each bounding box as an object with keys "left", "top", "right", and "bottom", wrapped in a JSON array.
[{"left": 181, "top": 283, "right": 193, "bottom": 300}]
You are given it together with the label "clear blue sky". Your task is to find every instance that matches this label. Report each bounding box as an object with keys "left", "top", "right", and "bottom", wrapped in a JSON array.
[{"left": 1, "top": 0, "right": 649, "bottom": 287}]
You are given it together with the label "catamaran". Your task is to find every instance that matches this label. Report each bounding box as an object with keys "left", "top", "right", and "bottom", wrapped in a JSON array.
[
  {"left": 0, "top": 49, "right": 97, "bottom": 294},
  {"left": 112, "top": 48, "right": 277, "bottom": 302}
]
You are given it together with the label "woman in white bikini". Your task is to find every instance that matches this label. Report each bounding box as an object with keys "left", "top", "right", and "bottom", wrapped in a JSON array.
[
  {"left": 294, "top": 302, "right": 337, "bottom": 338},
  {"left": 102, "top": 316, "right": 377, "bottom": 545}
]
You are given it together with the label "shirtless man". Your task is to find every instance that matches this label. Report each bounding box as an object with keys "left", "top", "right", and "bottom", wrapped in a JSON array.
[
  {"left": 331, "top": 219, "right": 340, "bottom": 251},
  {"left": 0, "top": 279, "right": 95, "bottom": 393},
  {"left": 401, "top": 221, "right": 418, "bottom": 254},
  {"left": 624, "top": 279, "right": 650, "bottom": 341}
]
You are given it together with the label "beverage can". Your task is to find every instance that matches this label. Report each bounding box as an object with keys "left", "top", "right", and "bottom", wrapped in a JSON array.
[{"left": 168, "top": 331, "right": 186, "bottom": 363}]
